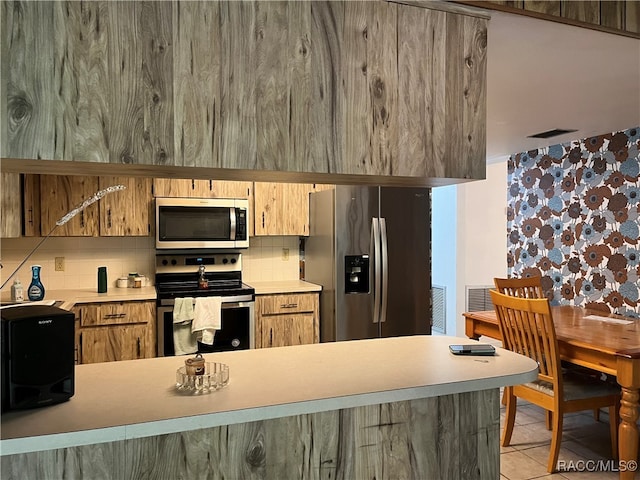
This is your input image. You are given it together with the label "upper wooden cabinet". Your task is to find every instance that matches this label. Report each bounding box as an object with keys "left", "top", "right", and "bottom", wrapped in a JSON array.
[
  {"left": 1, "top": 1, "right": 487, "bottom": 185},
  {"left": 254, "top": 182, "right": 313, "bottom": 236},
  {"left": 99, "top": 176, "right": 152, "bottom": 236},
  {"left": 0, "top": 173, "right": 21, "bottom": 238},
  {"left": 26, "top": 175, "right": 150, "bottom": 237},
  {"left": 39, "top": 175, "right": 100, "bottom": 237}
]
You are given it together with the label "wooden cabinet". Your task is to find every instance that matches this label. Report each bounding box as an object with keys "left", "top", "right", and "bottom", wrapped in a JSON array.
[
  {"left": 72, "top": 300, "right": 156, "bottom": 364},
  {"left": 39, "top": 175, "right": 100, "bottom": 236},
  {"left": 0, "top": 173, "right": 21, "bottom": 238},
  {"left": 255, "top": 293, "right": 319, "bottom": 348},
  {"left": 99, "top": 176, "right": 152, "bottom": 236},
  {"left": 23, "top": 174, "right": 151, "bottom": 237},
  {"left": 254, "top": 182, "right": 313, "bottom": 236},
  {"left": 2, "top": 1, "right": 487, "bottom": 185}
]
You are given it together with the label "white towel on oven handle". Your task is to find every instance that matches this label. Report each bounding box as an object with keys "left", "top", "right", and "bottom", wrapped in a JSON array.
[
  {"left": 193, "top": 296, "right": 222, "bottom": 345},
  {"left": 173, "top": 297, "right": 197, "bottom": 355}
]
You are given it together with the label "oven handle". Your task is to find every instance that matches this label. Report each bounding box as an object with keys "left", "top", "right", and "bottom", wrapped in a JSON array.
[{"left": 159, "top": 295, "right": 254, "bottom": 307}]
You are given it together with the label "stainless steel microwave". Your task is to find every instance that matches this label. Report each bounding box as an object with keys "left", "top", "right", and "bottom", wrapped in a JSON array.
[{"left": 155, "top": 197, "right": 249, "bottom": 249}]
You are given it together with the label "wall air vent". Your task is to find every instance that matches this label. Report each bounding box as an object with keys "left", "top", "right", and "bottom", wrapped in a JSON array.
[
  {"left": 431, "top": 285, "right": 446, "bottom": 334},
  {"left": 466, "top": 285, "right": 494, "bottom": 312},
  {"left": 527, "top": 128, "right": 577, "bottom": 139}
]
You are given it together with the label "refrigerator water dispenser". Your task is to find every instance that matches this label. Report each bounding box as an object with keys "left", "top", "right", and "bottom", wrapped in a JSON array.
[{"left": 344, "top": 255, "right": 370, "bottom": 294}]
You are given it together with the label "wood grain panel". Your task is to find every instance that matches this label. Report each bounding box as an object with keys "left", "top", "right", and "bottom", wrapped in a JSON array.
[
  {"left": 342, "top": 2, "right": 370, "bottom": 175},
  {"left": 259, "top": 312, "right": 316, "bottom": 347},
  {"left": 288, "top": 1, "right": 312, "bottom": 172},
  {"left": 368, "top": 1, "right": 398, "bottom": 176},
  {"left": 253, "top": 182, "right": 312, "bottom": 235},
  {"left": 3, "top": 1, "right": 60, "bottom": 159},
  {"left": 153, "top": 178, "right": 194, "bottom": 197},
  {"left": 600, "top": 0, "right": 624, "bottom": 30},
  {"left": 461, "top": 14, "right": 488, "bottom": 180},
  {"left": 256, "top": 292, "right": 318, "bottom": 314},
  {"left": 22, "top": 174, "right": 40, "bottom": 236},
  {"left": 0, "top": 172, "right": 21, "bottom": 238},
  {"left": 172, "top": 1, "right": 221, "bottom": 167},
  {"left": 39, "top": 174, "right": 99, "bottom": 236},
  {"left": 627, "top": 1, "right": 640, "bottom": 33},
  {"left": 107, "top": 2, "right": 173, "bottom": 166},
  {"left": 561, "top": 0, "right": 599, "bottom": 24},
  {"left": 99, "top": 176, "right": 151, "bottom": 236},
  {"left": 1, "top": 391, "right": 500, "bottom": 479},
  {"left": 309, "top": 1, "right": 344, "bottom": 174},
  {"left": 53, "top": 1, "right": 110, "bottom": 163},
  {"left": 255, "top": 2, "right": 290, "bottom": 171},
  {"left": 81, "top": 324, "right": 149, "bottom": 363},
  {"left": 77, "top": 301, "right": 155, "bottom": 327},
  {"left": 444, "top": 12, "right": 465, "bottom": 179},
  {"left": 398, "top": 6, "right": 446, "bottom": 177},
  {"left": 523, "top": 0, "right": 560, "bottom": 16},
  {"left": 220, "top": 1, "right": 257, "bottom": 169}
]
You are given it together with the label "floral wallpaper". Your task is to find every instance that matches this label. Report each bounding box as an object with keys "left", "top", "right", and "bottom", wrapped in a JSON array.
[{"left": 507, "top": 126, "right": 640, "bottom": 318}]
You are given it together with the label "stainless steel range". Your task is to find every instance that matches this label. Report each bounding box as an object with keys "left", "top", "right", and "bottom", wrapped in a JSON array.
[{"left": 155, "top": 252, "right": 255, "bottom": 356}]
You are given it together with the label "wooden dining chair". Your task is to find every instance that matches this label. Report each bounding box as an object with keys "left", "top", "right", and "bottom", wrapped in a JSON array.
[
  {"left": 490, "top": 290, "right": 620, "bottom": 473},
  {"left": 494, "top": 275, "right": 544, "bottom": 299}
]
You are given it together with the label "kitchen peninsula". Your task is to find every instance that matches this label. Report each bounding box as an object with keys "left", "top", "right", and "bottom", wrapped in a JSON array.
[{"left": 1, "top": 336, "right": 537, "bottom": 479}]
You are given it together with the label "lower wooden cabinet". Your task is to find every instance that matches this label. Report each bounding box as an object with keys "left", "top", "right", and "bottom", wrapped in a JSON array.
[
  {"left": 255, "top": 293, "right": 319, "bottom": 348},
  {"left": 72, "top": 300, "right": 156, "bottom": 364}
]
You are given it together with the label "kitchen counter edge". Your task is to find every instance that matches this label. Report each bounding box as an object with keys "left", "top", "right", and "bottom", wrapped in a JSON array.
[{"left": 0, "top": 335, "right": 537, "bottom": 456}]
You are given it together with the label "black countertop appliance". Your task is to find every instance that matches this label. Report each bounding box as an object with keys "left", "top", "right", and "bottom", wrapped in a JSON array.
[{"left": 1, "top": 305, "right": 75, "bottom": 411}]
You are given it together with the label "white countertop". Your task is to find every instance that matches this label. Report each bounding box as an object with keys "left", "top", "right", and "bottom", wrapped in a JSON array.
[
  {"left": 0, "top": 335, "right": 537, "bottom": 455},
  {"left": 248, "top": 280, "right": 322, "bottom": 295},
  {"left": 2, "top": 287, "right": 158, "bottom": 310}
]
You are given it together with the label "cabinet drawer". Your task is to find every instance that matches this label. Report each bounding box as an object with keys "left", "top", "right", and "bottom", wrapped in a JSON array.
[
  {"left": 75, "top": 301, "right": 155, "bottom": 327},
  {"left": 256, "top": 293, "right": 318, "bottom": 315}
]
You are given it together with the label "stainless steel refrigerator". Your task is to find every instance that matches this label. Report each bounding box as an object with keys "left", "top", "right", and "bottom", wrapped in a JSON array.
[{"left": 305, "top": 186, "right": 431, "bottom": 342}]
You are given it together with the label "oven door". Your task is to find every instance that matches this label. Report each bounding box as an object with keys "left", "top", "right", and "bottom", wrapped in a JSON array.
[{"left": 157, "top": 295, "right": 255, "bottom": 356}]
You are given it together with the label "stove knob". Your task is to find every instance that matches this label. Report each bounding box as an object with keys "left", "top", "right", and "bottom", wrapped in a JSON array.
[
  {"left": 162, "top": 259, "right": 168, "bottom": 266},
  {"left": 230, "top": 258, "right": 237, "bottom": 264},
  {"left": 222, "top": 258, "right": 228, "bottom": 264},
  {"left": 231, "top": 339, "right": 240, "bottom": 348},
  {"left": 171, "top": 259, "right": 177, "bottom": 266}
]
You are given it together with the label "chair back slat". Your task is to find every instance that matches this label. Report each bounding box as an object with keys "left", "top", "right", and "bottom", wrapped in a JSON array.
[
  {"left": 494, "top": 276, "right": 544, "bottom": 299},
  {"left": 490, "top": 290, "right": 561, "bottom": 392}
]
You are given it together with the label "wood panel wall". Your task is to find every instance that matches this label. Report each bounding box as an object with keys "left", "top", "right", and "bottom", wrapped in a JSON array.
[
  {"left": 1, "top": 1, "right": 488, "bottom": 185},
  {"left": 0, "top": 390, "right": 500, "bottom": 479},
  {"left": 456, "top": 0, "right": 640, "bottom": 37}
]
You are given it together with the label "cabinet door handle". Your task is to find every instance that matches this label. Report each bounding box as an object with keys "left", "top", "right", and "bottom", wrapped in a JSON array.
[
  {"left": 209, "top": 179, "right": 213, "bottom": 191},
  {"left": 280, "top": 303, "right": 298, "bottom": 309},
  {"left": 191, "top": 179, "right": 195, "bottom": 190},
  {"left": 103, "top": 313, "right": 127, "bottom": 319},
  {"left": 107, "top": 208, "right": 112, "bottom": 228},
  {"left": 262, "top": 212, "right": 265, "bottom": 228},
  {"left": 80, "top": 211, "right": 85, "bottom": 228},
  {"left": 28, "top": 207, "right": 34, "bottom": 225},
  {"left": 136, "top": 338, "right": 141, "bottom": 357}
]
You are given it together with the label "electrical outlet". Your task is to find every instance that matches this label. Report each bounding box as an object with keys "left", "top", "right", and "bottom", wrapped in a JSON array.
[
  {"left": 282, "top": 248, "right": 290, "bottom": 261},
  {"left": 55, "top": 257, "right": 65, "bottom": 271}
]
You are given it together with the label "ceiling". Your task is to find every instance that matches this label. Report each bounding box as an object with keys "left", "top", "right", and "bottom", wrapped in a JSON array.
[{"left": 484, "top": 10, "right": 640, "bottom": 164}]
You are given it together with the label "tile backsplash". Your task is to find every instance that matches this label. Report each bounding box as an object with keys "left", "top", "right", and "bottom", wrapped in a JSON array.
[{"left": 0, "top": 235, "right": 300, "bottom": 294}]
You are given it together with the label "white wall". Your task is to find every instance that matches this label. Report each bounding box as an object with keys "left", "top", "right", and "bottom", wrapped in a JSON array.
[{"left": 432, "top": 161, "right": 509, "bottom": 337}]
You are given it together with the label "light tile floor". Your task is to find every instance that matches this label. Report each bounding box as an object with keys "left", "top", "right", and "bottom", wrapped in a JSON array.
[{"left": 499, "top": 396, "right": 630, "bottom": 480}]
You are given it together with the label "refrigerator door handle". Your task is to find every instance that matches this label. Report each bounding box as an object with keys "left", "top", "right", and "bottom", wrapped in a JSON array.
[
  {"left": 379, "top": 217, "right": 388, "bottom": 324},
  {"left": 371, "top": 217, "right": 381, "bottom": 324}
]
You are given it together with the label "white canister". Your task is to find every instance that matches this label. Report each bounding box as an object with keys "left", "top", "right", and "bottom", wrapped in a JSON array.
[{"left": 116, "top": 277, "right": 128, "bottom": 288}]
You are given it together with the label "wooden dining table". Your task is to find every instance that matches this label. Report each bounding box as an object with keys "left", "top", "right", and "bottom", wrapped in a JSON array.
[{"left": 464, "top": 305, "right": 640, "bottom": 479}]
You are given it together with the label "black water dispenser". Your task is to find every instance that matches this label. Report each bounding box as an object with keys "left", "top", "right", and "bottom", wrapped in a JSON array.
[{"left": 344, "top": 255, "right": 370, "bottom": 294}]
